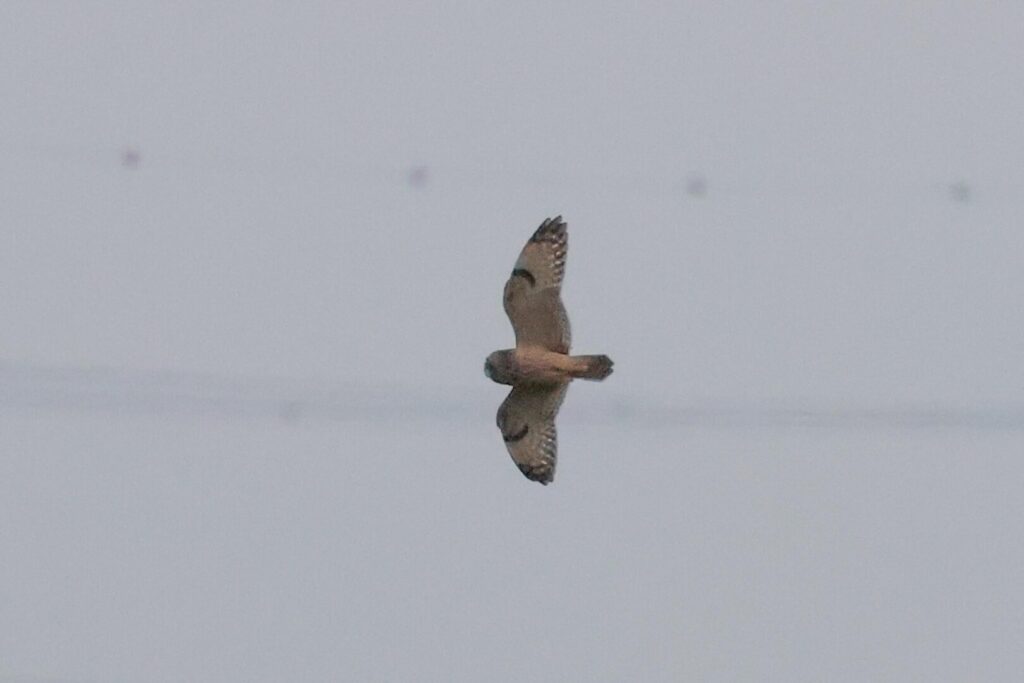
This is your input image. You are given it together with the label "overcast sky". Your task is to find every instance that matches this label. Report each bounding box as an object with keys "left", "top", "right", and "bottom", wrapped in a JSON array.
[
  {"left": 2, "top": 3, "right": 1024, "bottom": 682},
  {"left": 3, "top": 1, "right": 1023, "bottom": 406}
]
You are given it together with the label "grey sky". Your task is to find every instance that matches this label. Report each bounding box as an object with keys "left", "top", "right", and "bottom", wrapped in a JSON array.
[
  {"left": 3, "top": 1, "right": 1023, "bottom": 405},
  {"left": 2, "top": 3, "right": 1024, "bottom": 681}
]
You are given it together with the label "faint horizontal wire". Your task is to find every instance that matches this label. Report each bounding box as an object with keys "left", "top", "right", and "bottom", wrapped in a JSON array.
[
  {"left": 0, "top": 361, "right": 474, "bottom": 423},
  {"left": 3, "top": 360, "right": 1024, "bottom": 431}
]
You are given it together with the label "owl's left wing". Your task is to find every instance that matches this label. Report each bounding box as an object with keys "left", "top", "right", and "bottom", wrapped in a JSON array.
[
  {"left": 496, "top": 382, "right": 569, "bottom": 485},
  {"left": 502, "top": 216, "right": 571, "bottom": 353}
]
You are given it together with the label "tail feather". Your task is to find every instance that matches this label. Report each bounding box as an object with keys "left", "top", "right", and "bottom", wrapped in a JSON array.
[{"left": 571, "top": 354, "right": 614, "bottom": 381}]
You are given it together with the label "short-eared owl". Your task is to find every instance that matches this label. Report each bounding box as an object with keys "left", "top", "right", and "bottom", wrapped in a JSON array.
[{"left": 485, "top": 216, "right": 613, "bottom": 484}]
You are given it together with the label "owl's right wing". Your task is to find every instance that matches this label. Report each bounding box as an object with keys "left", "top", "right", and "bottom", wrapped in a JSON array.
[
  {"left": 496, "top": 382, "right": 569, "bottom": 485},
  {"left": 502, "top": 216, "right": 571, "bottom": 353}
]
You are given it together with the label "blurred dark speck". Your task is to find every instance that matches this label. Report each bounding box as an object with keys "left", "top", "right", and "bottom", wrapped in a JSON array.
[
  {"left": 121, "top": 147, "right": 141, "bottom": 169},
  {"left": 407, "top": 165, "right": 429, "bottom": 188},
  {"left": 279, "top": 401, "right": 304, "bottom": 422},
  {"left": 686, "top": 174, "right": 707, "bottom": 198},
  {"left": 949, "top": 180, "right": 971, "bottom": 203}
]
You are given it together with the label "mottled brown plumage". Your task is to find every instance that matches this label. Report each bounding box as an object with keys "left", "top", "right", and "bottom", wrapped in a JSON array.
[{"left": 485, "top": 216, "right": 613, "bottom": 485}]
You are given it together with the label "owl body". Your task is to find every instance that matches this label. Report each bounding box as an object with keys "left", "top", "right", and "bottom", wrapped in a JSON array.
[{"left": 485, "top": 347, "right": 578, "bottom": 386}]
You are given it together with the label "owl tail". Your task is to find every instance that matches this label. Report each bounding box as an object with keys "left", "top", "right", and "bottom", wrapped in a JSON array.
[{"left": 569, "top": 354, "right": 614, "bottom": 381}]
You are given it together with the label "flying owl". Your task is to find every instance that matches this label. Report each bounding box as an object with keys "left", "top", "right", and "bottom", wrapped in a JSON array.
[{"left": 484, "top": 216, "right": 613, "bottom": 484}]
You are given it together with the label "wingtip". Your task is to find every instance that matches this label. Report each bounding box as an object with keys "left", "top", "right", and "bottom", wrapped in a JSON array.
[
  {"left": 518, "top": 462, "right": 554, "bottom": 485},
  {"left": 531, "top": 215, "right": 567, "bottom": 243}
]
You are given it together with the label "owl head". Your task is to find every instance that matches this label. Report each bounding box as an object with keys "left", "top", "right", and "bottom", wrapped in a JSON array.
[{"left": 484, "top": 350, "right": 516, "bottom": 386}]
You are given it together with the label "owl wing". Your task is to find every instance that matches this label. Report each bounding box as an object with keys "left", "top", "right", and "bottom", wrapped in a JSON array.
[
  {"left": 502, "top": 216, "right": 571, "bottom": 353},
  {"left": 496, "top": 382, "right": 569, "bottom": 485}
]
